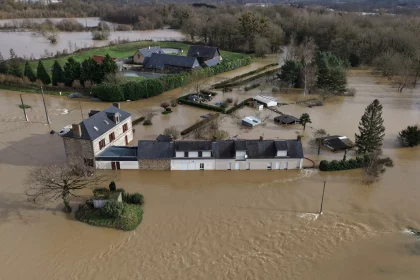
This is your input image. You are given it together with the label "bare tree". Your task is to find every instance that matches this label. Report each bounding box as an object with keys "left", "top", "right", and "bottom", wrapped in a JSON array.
[
  {"left": 300, "top": 38, "right": 317, "bottom": 96},
  {"left": 364, "top": 151, "right": 394, "bottom": 184},
  {"left": 187, "top": 69, "right": 208, "bottom": 94},
  {"left": 163, "top": 126, "right": 180, "bottom": 140},
  {"left": 26, "top": 164, "right": 111, "bottom": 213}
]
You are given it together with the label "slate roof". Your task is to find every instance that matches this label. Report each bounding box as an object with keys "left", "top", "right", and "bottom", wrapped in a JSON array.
[
  {"left": 137, "top": 140, "right": 174, "bottom": 160},
  {"left": 156, "top": 134, "right": 172, "bottom": 142},
  {"left": 187, "top": 45, "right": 220, "bottom": 59},
  {"left": 274, "top": 115, "right": 300, "bottom": 124},
  {"left": 62, "top": 106, "right": 131, "bottom": 140},
  {"left": 322, "top": 136, "right": 355, "bottom": 150},
  {"left": 137, "top": 46, "right": 163, "bottom": 58},
  {"left": 175, "top": 141, "right": 213, "bottom": 151},
  {"left": 203, "top": 57, "right": 220, "bottom": 67},
  {"left": 96, "top": 146, "right": 137, "bottom": 161},
  {"left": 211, "top": 141, "right": 235, "bottom": 159},
  {"left": 143, "top": 53, "right": 199, "bottom": 70}
]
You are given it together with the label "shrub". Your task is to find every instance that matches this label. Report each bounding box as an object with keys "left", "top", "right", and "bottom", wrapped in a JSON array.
[
  {"left": 319, "top": 160, "right": 329, "bottom": 171},
  {"left": 170, "top": 99, "right": 178, "bottom": 107},
  {"left": 109, "top": 181, "right": 117, "bottom": 192},
  {"left": 91, "top": 30, "right": 110, "bottom": 40},
  {"left": 163, "top": 126, "right": 180, "bottom": 140},
  {"left": 212, "top": 129, "right": 230, "bottom": 140},
  {"left": 92, "top": 83, "right": 124, "bottom": 102},
  {"left": 161, "top": 102, "right": 170, "bottom": 109},
  {"left": 226, "top": 98, "right": 233, "bottom": 104},
  {"left": 220, "top": 102, "right": 228, "bottom": 109},
  {"left": 244, "top": 83, "right": 260, "bottom": 91},
  {"left": 143, "top": 119, "right": 152, "bottom": 126},
  {"left": 319, "top": 157, "right": 367, "bottom": 171},
  {"left": 128, "top": 193, "right": 144, "bottom": 205},
  {"left": 19, "top": 104, "right": 31, "bottom": 109},
  {"left": 346, "top": 87, "right": 357, "bottom": 96},
  {"left": 101, "top": 200, "right": 124, "bottom": 218},
  {"left": 93, "top": 187, "right": 110, "bottom": 199},
  {"left": 398, "top": 125, "right": 420, "bottom": 147}
]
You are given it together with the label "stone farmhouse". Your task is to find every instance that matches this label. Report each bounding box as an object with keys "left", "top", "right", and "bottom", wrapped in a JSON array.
[{"left": 62, "top": 103, "right": 133, "bottom": 168}]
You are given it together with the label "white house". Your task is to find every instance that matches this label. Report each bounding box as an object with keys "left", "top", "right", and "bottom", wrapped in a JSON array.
[
  {"left": 62, "top": 103, "right": 133, "bottom": 168},
  {"left": 254, "top": 95, "right": 278, "bottom": 107}
]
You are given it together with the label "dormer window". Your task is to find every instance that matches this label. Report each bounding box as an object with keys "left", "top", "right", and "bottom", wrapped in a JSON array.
[{"left": 115, "top": 115, "right": 120, "bottom": 124}]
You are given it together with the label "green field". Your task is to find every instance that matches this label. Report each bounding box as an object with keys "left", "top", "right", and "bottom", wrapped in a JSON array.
[{"left": 28, "top": 41, "right": 247, "bottom": 71}]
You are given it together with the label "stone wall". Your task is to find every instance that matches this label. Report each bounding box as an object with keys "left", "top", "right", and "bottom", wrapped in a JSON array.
[
  {"left": 63, "top": 137, "right": 94, "bottom": 165},
  {"left": 138, "top": 159, "right": 170, "bottom": 170}
]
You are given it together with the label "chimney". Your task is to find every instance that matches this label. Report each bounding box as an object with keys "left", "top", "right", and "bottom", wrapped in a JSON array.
[
  {"left": 72, "top": 124, "right": 82, "bottom": 138},
  {"left": 297, "top": 135, "right": 302, "bottom": 142},
  {"left": 113, "top": 102, "right": 120, "bottom": 109},
  {"left": 169, "top": 135, "right": 174, "bottom": 142}
]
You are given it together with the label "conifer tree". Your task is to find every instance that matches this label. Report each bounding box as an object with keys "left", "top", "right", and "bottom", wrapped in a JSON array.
[
  {"left": 0, "top": 52, "right": 8, "bottom": 74},
  {"left": 52, "top": 60, "right": 64, "bottom": 86},
  {"left": 7, "top": 49, "right": 23, "bottom": 77},
  {"left": 63, "top": 57, "right": 81, "bottom": 87},
  {"left": 355, "top": 99, "right": 385, "bottom": 154},
  {"left": 36, "top": 60, "right": 51, "bottom": 85},
  {"left": 24, "top": 61, "right": 37, "bottom": 82}
]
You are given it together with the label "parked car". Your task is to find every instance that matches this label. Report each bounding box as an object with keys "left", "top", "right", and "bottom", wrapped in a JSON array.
[{"left": 59, "top": 125, "right": 72, "bottom": 136}]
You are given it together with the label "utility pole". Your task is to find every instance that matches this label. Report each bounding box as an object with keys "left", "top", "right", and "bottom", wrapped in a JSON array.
[
  {"left": 40, "top": 86, "right": 51, "bottom": 124},
  {"left": 20, "top": 94, "right": 28, "bottom": 121},
  {"left": 319, "top": 181, "right": 326, "bottom": 215},
  {"left": 79, "top": 101, "right": 84, "bottom": 119}
]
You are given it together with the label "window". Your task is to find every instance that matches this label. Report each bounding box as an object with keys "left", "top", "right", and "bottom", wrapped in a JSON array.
[
  {"left": 109, "top": 132, "right": 115, "bottom": 142},
  {"left": 267, "top": 162, "right": 272, "bottom": 170},
  {"left": 184, "top": 151, "right": 188, "bottom": 157},
  {"left": 115, "top": 115, "right": 120, "bottom": 124},
  {"left": 83, "top": 158, "right": 94, "bottom": 167},
  {"left": 198, "top": 151, "right": 203, "bottom": 158},
  {"left": 199, "top": 163, "right": 204, "bottom": 170},
  {"left": 123, "top": 123, "right": 128, "bottom": 133},
  {"left": 99, "top": 139, "right": 106, "bottom": 150}
]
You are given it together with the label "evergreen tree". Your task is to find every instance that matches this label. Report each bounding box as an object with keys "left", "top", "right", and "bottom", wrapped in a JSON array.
[
  {"left": 36, "top": 60, "right": 51, "bottom": 85},
  {"left": 24, "top": 61, "right": 37, "bottom": 82},
  {"left": 355, "top": 99, "right": 385, "bottom": 154},
  {"left": 7, "top": 49, "right": 23, "bottom": 77},
  {"left": 51, "top": 60, "right": 64, "bottom": 86},
  {"left": 101, "top": 54, "right": 118, "bottom": 80},
  {"left": 63, "top": 57, "right": 81, "bottom": 87},
  {"left": 81, "top": 57, "right": 101, "bottom": 84},
  {"left": 0, "top": 52, "right": 8, "bottom": 74},
  {"left": 398, "top": 125, "right": 420, "bottom": 147},
  {"left": 299, "top": 113, "right": 312, "bottom": 130},
  {"left": 316, "top": 52, "right": 347, "bottom": 93},
  {"left": 279, "top": 60, "right": 302, "bottom": 88}
]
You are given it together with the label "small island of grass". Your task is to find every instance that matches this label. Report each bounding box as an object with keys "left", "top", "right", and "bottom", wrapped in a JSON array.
[{"left": 75, "top": 182, "right": 144, "bottom": 231}]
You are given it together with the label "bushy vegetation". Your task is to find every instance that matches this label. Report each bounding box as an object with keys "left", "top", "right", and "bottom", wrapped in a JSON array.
[
  {"left": 319, "top": 157, "right": 368, "bottom": 171},
  {"left": 101, "top": 200, "right": 124, "bottom": 218},
  {"left": 398, "top": 125, "right": 420, "bottom": 147},
  {"left": 92, "top": 83, "right": 124, "bottom": 102}
]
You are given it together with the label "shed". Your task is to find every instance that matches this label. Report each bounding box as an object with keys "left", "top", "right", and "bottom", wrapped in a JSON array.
[
  {"left": 274, "top": 115, "right": 300, "bottom": 125},
  {"left": 242, "top": 116, "right": 261, "bottom": 127},
  {"left": 254, "top": 95, "right": 278, "bottom": 107},
  {"left": 321, "top": 136, "right": 355, "bottom": 151}
]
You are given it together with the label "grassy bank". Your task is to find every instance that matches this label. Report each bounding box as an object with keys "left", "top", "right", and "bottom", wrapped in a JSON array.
[
  {"left": 28, "top": 41, "right": 247, "bottom": 71},
  {"left": 0, "top": 83, "right": 72, "bottom": 96},
  {"left": 75, "top": 203, "right": 143, "bottom": 231}
]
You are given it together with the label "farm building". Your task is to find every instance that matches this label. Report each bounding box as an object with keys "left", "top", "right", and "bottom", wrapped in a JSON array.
[
  {"left": 133, "top": 46, "right": 163, "bottom": 64},
  {"left": 274, "top": 115, "right": 300, "bottom": 125},
  {"left": 254, "top": 95, "right": 278, "bottom": 107},
  {"left": 320, "top": 136, "right": 355, "bottom": 151},
  {"left": 242, "top": 116, "right": 262, "bottom": 127}
]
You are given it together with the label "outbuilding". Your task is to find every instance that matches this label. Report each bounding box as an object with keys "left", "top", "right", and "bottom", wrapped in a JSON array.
[
  {"left": 253, "top": 95, "right": 278, "bottom": 107},
  {"left": 274, "top": 114, "right": 300, "bottom": 125},
  {"left": 242, "top": 116, "right": 262, "bottom": 127}
]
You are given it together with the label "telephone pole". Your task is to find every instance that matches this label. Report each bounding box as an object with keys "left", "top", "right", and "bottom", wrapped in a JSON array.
[
  {"left": 20, "top": 94, "right": 28, "bottom": 121},
  {"left": 319, "top": 181, "right": 326, "bottom": 215},
  {"left": 79, "top": 101, "right": 84, "bottom": 119},
  {"left": 40, "top": 86, "right": 51, "bottom": 124}
]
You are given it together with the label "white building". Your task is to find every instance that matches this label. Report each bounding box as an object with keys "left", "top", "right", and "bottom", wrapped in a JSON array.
[
  {"left": 254, "top": 95, "right": 278, "bottom": 107},
  {"left": 62, "top": 103, "right": 133, "bottom": 168},
  {"left": 242, "top": 116, "right": 261, "bottom": 127}
]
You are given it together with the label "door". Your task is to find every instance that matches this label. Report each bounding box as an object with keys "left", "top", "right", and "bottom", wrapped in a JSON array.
[
  {"left": 116, "top": 162, "right": 121, "bottom": 170},
  {"left": 275, "top": 162, "right": 280, "bottom": 170},
  {"left": 125, "top": 135, "right": 128, "bottom": 145},
  {"left": 111, "top": 162, "right": 116, "bottom": 170},
  {"left": 235, "top": 162, "right": 240, "bottom": 170},
  {"left": 246, "top": 162, "right": 250, "bottom": 170},
  {"left": 284, "top": 162, "right": 288, "bottom": 170}
]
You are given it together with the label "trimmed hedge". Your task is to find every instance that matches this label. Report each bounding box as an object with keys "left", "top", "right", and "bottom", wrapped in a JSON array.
[
  {"left": 179, "top": 94, "right": 226, "bottom": 113},
  {"left": 216, "top": 67, "right": 280, "bottom": 89},
  {"left": 226, "top": 98, "right": 253, "bottom": 114},
  {"left": 181, "top": 113, "right": 220, "bottom": 135},
  {"left": 319, "top": 156, "right": 369, "bottom": 171},
  {"left": 92, "top": 83, "right": 124, "bottom": 102},
  {"left": 213, "top": 63, "right": 278, "bottom": 89},
  {"left": 244, "top": 83, "right": 260, "bottom": 91}
]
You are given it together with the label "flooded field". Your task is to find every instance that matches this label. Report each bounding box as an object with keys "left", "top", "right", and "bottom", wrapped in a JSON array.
[{"left": 0, "top": 62, "right": 420, "bottom": 279}]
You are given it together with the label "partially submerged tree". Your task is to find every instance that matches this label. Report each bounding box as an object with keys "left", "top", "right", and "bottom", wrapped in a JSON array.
[
  {"left": 355, "top": 99, "right": 385, "bottom": 154},
  {"left": 299, "top": 113, "right": 312, "bottom": 130},
  {"left": 187, "top": 69, "right": 208, "bottom": 93},
  {"left": 26, "top": 164, "right": 110, "bottom": 213},
  {"left": 163, "top": 126, "right": 180, "bottom": 140},
  {"left": 364, "top": 151, "right": 394, "bottom": 184},
  {"left": 398, "top": 125, "right": 420, "bottom": 147}
]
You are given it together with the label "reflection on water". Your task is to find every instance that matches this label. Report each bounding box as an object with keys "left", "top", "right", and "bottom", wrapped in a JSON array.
[{"left": 0, "top": 62, "right": 420, "bottom": 279}]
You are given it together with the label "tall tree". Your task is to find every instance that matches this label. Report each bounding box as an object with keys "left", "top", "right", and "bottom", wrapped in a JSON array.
[
  {"left": 80, "top": 57, "right": 101, "bottom": 84},
  {"left": 24, "top": 61, "right": 37, "bottom": 82},
  {"left": 0, "top": 52, "right": 8, "bottom": 74},
  {"left": 279, "top": 60, "right": 302, "bottom": 88},
  {"left": 299, "top": 113, "right": 312, "bottom": 130},
  {"left": 101, "top": 54, "right": 118, "bottom": 79},
  {"left": 51, "top": 60, "right": 64, "bottom": 86},
  {"left": 355, "top": 99, "right": 385, "bottom": 154},
  {"left": 7, "top": 48, "right": 23, "bottom": 77},
  {"left": 63, "top": 57, "right": 81, "bottom": 87},
  {"left": 36, "top": 60, "right": 51, "bottom": 85},
  {"left": 316, "top": 52, "right": 347, "bottom": 94},
  {"left": 26, "top": 164, "right": 110, "bottom": 213}
]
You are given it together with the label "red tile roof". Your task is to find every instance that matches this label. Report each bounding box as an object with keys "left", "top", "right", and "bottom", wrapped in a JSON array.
[{"left": 92, "top": 55, "right": 116, "bottom": 64}]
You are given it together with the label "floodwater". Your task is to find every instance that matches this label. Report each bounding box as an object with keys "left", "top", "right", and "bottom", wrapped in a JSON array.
[
  {"left": 0, "top": 18, "right": 184, "bottom": 58},
  {"left": 0, "top": 60, "right": 420, "bottom": 279}
]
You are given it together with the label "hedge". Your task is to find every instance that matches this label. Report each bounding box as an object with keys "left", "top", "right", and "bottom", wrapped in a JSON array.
[
  {"left": 181, "top": 113, "right": 220, "bottom": 135},
  {"left": 92, "top": 56, "right": 252, "bottom": 102},
  {"left": 213, "top": 62, "right": 278, "bottom": 89},
  {"left": 244, "top": 83, "right": 260, "bottom": 91},
  {"left": 319, "top": 156, "right": 369, "bottom": 171},
  {"left": 226, "top": 98, "right": 253, "bottom": 114},
  {"left": 216, "top": 67, "right": 280, "bottom": 89},
  {"left": 178, "top": 95, "right": 226, "bottom": 113}
]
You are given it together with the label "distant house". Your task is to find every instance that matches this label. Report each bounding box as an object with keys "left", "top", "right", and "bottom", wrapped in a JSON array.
[
  {"left": 133, "top": 46, "right": 163, "bottom": 64},
  {"left": 143, "top": 53, "right": 201, "bottom": 73},
  {"left": 242, "top": 116, "right": 262, "bottom": 127},
  {"left": 62, "top": 103, "right": 133, "bottom": 169},
  {"left": 187, "top": 45, "right": 222, "bottom": 66},
  {"left": 92, "top": 55, "right": 116, "bottom": 64},
  {"left": 254, "top": 95, "right": 278, "bottom": 107},
  {"left": 274, "top": 115, "right": 300, "bottom": 125},
  {"left": 95, "top": 139, "right": 304, "bottom": 171}
]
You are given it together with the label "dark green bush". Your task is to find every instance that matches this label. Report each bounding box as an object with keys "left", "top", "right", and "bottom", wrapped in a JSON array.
[
  {"left": 93, "top": 187, "right": 110, "bottom": 199},
  {"left": 92, "top": 83, "right": 124, "bottom": 102},
  {"left": 127, "top": 193, "right": 144, "bottom": 205},
  {"left": 109, "top": 181, "right": 117, "bottom": 192},
  {"left": 143, "top": 119, "right": 152, "bottom": 126},
  {"left": 244, "top": 83, "right": 260, "bottom": 91},
  {"left": 319, "top": 160, "right": 329, "bottom": 171},
  {"left": 101, "top": 200, "right": 124, "bottom": 218},
  {"left": 178, "top": 95, "right": 226, "bottom": 113},
  {"left": 319, "top": 157, "right": 366, "bottom": 171}
]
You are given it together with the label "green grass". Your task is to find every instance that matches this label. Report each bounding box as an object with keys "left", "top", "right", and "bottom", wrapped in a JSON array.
[
  {"left": 27, "top": 41, "right": 247, "bottom": 73},
  {"left": 75, "top": 203, "right": 143, "bottom": 231},
  {"left": 18, "top": 104, "right": 31, "bottom": 109}
]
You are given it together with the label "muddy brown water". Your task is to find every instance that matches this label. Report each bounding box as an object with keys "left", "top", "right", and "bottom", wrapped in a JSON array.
[{"left": 0, "top": 61, "right": 420, "bottom": 279}]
